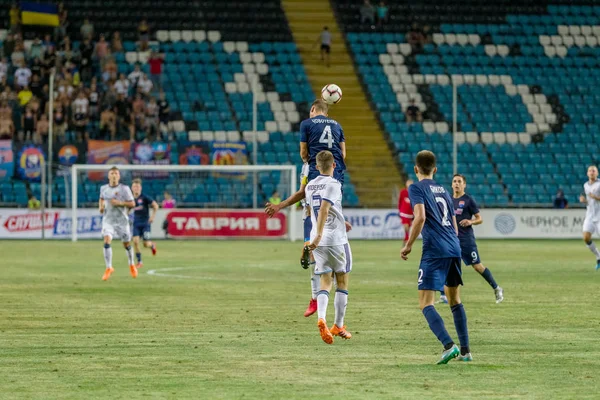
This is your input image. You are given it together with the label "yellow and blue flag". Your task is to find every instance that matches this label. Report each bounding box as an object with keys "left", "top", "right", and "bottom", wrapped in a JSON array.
[{"left": 21, "top": 2, "right": 59, "bottom": 27}]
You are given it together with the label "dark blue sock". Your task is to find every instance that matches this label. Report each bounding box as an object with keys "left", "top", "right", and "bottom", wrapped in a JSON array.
[
  {"left": 422, "top": 305, "right": 453, "bottom": 347},
  {"left": 451, "top": 303, "right": 469, "bottom": 352},
  {"left": 103, "top": 243, "right": 110, "bottom": 249},
  {"left": 136, "top": 252, "right": 142, "bottom": 262},
  {"left": 480, "top": 268, "right": 498, "bottom": 289}
]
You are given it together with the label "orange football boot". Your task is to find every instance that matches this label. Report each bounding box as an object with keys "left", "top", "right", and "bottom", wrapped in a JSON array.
[
  {"left": 102, "top": 267, "right": 114, "bottom": 281},
  {"left": 129, "top": 264, "right": 138, "bottom": 278},
  {"left": 317, "top": 318, "right": 334, "bottom": 344},
  {"left": 330, "top": 324, "right": 352, "bottom": 340}
]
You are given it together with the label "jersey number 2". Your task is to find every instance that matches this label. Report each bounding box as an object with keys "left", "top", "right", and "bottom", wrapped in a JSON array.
[
  {"left": 319, "top": 125, "right": 333, "bottom": 148},
  {"left": 435, "top": 197, "right": 452, "bottom": 227}
]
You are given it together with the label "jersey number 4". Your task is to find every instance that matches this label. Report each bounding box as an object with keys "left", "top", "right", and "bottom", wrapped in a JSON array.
[{"left": 319, "top": 126, "right": 333, "bottom": 148}]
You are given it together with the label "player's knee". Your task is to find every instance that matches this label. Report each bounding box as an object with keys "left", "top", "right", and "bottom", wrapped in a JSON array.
[
  {"left": 123, "top": 242, "right": 130, "bottom": 248},
  {"left": 472, "top": 263, "right": 485, "bottom": 273}
]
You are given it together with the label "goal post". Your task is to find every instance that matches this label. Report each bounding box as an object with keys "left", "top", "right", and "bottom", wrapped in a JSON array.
[{"left": 70, "top": 164, "right": 297, "bottom": 242}]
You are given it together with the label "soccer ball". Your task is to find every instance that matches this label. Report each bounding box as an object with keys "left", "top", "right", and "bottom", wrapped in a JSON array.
[{"left": 321, "top": 84, "right": 342, "bottom": 105}]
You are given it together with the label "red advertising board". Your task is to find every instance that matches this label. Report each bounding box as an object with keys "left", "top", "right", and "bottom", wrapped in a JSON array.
[{"left": 166, "top": 210, "right": 287, "bottom": 238}]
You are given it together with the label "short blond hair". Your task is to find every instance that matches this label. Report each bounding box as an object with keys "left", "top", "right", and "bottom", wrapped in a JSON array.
[
  {"left": 132, "top": 178, "right": 142, "bottom": 185},
  {"left": 316, "top": 150, "right": 334, "bottom": 171},
  {"left": 312, "top": 99, "right": 329, "bottom": 114}
]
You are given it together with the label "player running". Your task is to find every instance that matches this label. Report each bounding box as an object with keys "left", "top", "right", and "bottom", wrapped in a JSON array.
[
  {"left": 439, "top": 174, "right": 503, "bottom": 304},
  {"left": 580, "top": 165, "right": 600, "bottom": 270},
  {"left": 265, "top": 161, "right": 352, "bottom": 318},
  {"left": 398, "top": 179, "right": 414, "bottom": 244},
  {"left": 99, "top": 166, "right": 137, "bottom": 281},
  {"left": 131, "top": 178, "right": 158, "bottom": 269},
  {"left": 401, "top": 151, "right": 472, "bottom": 364},
  {"left": 306, "top": 150, "right": 352, "bottom": 344}
]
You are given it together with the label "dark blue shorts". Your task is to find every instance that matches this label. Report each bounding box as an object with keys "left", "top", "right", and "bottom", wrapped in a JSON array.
[
  {"left": 418, "top": 257, "right": 463, "bottom": 291},
  {"left": 133, "top": 223, "right": 151, "bottom": 241},
  {"left": 303, "top": 217, "right": 312, "bottom": 242},
  {"left": 460, "top": 242, "right": 481, "bottom": 266}
]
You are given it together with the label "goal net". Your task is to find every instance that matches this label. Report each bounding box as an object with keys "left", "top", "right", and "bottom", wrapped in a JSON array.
[{"left": 69, "top": 164, "right": 297, "bottom": 241}]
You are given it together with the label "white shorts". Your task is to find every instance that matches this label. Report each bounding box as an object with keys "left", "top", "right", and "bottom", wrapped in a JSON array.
[
  {"left": 313, "top": 243, "right": 352, "bottom": 275},
  {"left": 102, "top": 223, "right": 131, "bottom": 242},
  {"left": 583, "top": 217, "right": 600, "bottom": 235}
]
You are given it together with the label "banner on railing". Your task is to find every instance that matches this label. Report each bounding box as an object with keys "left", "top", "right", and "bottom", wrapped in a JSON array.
[
  {"left": 211, "top": 142, "right": 248, "bottom": 178},
  {"left": 132, "top": 142, "right": 171, "bottom": 179},
  {"left": 16, "top": 144, "right": 45, "bottom": 182},
  {"left": 86, "top": 140, "right": 131, "bottom": 180},
  {"left": 0, "top": 140, "right": 14, "bottom": 180}
]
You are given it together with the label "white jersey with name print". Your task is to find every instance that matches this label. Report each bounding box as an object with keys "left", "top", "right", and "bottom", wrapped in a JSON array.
[
  {"left": 300, "top": 163, "right": 310, "bottom": 220},
  {"left": 584, "top": 180, "right": 600, "bottom": 221},
  {"left": 100, "top": 184, "right": 134, "bottom": 227},
  {"left": 305, "top": 175, "right": 347, "bottom": 246}
]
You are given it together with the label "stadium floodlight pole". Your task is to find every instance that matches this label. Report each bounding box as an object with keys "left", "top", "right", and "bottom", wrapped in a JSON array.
[
  {"left": 452, "top": 74, "right": 458, "bottom": 175},
  {"left": 48, "top": 70, "right": 55, "bottom": 209},
  {"left": 252, "top": 75, "right": 258, "bottom": 209},
  {"left": 70, "top": 164, "right": 297, "bottom": 242}
]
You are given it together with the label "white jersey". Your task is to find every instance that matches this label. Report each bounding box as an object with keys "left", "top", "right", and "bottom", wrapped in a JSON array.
[
  {"left": 584, "top": 180, "right": 600, "bottom": 221},
  {"left": 305, "top": 175, "right": 347, "bottom": 246},
  {"left": 100, "top": 183, "right": 134, "bottom": 227},
  {"left": 300, "top": 163, "right": 310, "bottom": 219}
]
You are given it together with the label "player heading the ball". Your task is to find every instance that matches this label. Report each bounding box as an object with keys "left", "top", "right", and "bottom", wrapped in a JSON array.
[{"left": 400, "top": 150, "right": 472, "bottom": 364}]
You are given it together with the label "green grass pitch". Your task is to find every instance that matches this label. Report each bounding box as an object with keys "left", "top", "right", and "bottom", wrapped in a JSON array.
[{"left": 1, "top": 239, "right": 600, "bottom": 399}]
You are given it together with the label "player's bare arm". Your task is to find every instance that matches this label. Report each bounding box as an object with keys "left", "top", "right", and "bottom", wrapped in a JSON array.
[
  {"left": 452, "top": 215, "right": 458, "bottom": 235},
  {"left": 460, "top": 212, "right": 482, "bottom": 227},
  {"left": 300, "top": 142, "right": 308, "bottom": 162},
  {"left": 99, "top": 198, "right": 105, "bottom": 214},
  {"left": 401, "top": 203, "right": 425, "bottom": 260},
  {"left": 308, "top": 200, "right": 331, "bottom": 250},
  {"left": 149, "top": 201, "right": 159, "bottom": 223},
  {"left": 345, "top": 220, "right": 352, "bottom": 232},
  {"left": 340, "top": 142, "right": 346, "bottom": 160},
  {"left": 265, "top": 184, "right": 306, "bottom": 217},
  {"left": 580, "top": 193, "right": 587, "bottom": 203}
]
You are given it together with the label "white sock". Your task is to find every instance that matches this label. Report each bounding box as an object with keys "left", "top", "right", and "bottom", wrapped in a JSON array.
[
  {"left": 587, "top": 241, "right": 600, "bottom": 259},
  {"left": 334, "top": 289, "right": 348, "bottom": 327},
  {"left": 125, "top": 245, "right": 135, "bottom": 266},
  {"left": 103, "top": 245, "right": 112, "bottom": 268},
  {"left": 316, "top": 290, "right": 329, "bottom": 321},
  {"left": 310, "top": 266, "right": 319, "bottom": 300}
]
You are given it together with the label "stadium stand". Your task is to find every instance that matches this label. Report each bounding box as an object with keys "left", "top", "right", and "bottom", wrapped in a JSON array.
[
  {"left": 0, "top": 1, "right": 360, "bottom": 208},
  {"left": 333, "top": 0, "right": 600, "bottom": 206}
]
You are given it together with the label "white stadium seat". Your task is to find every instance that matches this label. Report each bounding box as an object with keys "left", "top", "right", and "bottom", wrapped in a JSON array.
[
  {"left": 480, "top": 132, "right": 493, "bottom": 144},
  {"left": 125, "top": 52, "right": 138, "bottom": 64},
  {"left": 521, "top": 94, "right": 534, "bottom": 104},
  {"left": 181, "top": 30, "right": 193, "bottom": 42},
  {"left": 412, "top": 74, "right": 424, "bottom": 85},
  {"left": 234, "top": 73, "right": 246, "bottom": 83},
  {"left": 451, "top": 75, "right": 464, "bottom": 85},
  {"left": 266, "top": 92, "right": 279, "bottom": 102},
  {"left": 586, "top": 36, "right": 598, "bottom": 47},
  {"left": 235, "top": 41, "right": 249, "bottom": 52},
  {"left": 500, "top": 75, "right": 513, "bottom": 85},
  {"left": 227, "top": 131, "right": 241, "bottom": 142},
  {"left": 506, "top": 132, "right": 519, "bottom": 144},
  {"left": 257, "top": 131, "right": 269, "bottom": 143},
  {"left": 582, "top": 25, "right": 593, "bottom": 36},
  {"left": 463, "top": 74, "right": 475, "bottom": 85},
  {"left": 193, "top": 30, "right": 206, "bottom": 42},
  {"left": 274, "top": 111, "right": 286, "bottom": 122},
  {"left": 283, "top": 101, "right": 296, "bottom": 112},
  {"left": 423, "top": 122, "right": 435, "bottom": 134},
  {"left": 265, "top": 121, "right": 278, "bottom": 132},
  {"left": 526, "top": 104, "right": 540, "bottom": 114},
  {"left": 223, "top": 41, "right": 236, "bottom": 53},
  {"left": 255, "top": 92, "right": 266, "bottom": 102},
  {"left": 236, "top": 82, "right": 250, "bottom": 93},
  {"left": 239, "top": 52, "right": 252, "bottom": 63},
  {"left": 379, "top": 54, "right": 392, "bottom": 65},
  {"left": 525, "top": 123, "right": 538, "bottom": 134},
  {"left": 391, "top": 54, "right": 405, "bottom": 65},
  {"left": 437, "top": 75, "right": 450, "bottom": 86},
  {"left": 556, "top": 46, "right": 568, "bottom": 58},
  {"left": 537, "top": 123, "right": 550, "bottom": 133},
  {"left": 534, "top": 94, "right": 547, "bottom": 104},
  {"left": 156, "top": 30, "right": 169, "bottom": 42},
  {"left": 214, "top": 131, "right": 227, "bottom": 142},
  {"left": 188, "top": 130, "right": 201, "bottom": 141},
  {"left": 433, "top": 33, "right": 445, "bottom": 45},
  {"left": 569, "top": 25, "right": 581, "bottom": 35},
  {"left": 169, "top": 30, "right": 181, "bottom": 42},
  {"left": 562, "top": 35, "right": 574, "bottom": 47},
  {"left": 551, "top": 35, "right": 563, "bottom": 46},
  {"left": 395, "top": 65, "right": 408, "bottom": 74},
  {"left": 517, "top": 84, "right": 530, "bottom": 95},
  {"left": 456, "top": 34, "right": 468, "bottom": 46},
  {"left": 518, "top": 132, "right": 531, "bottom": 145},
  {"left": 386, "top": 43, "right": 398, "bottom": 54},
  {"left": 504, "top": 84, "right": 517, "bottom": 96},
  {"left": 256, "top": 63, "right": 269, "bottom": 75},
  {"left": 497, "top": 45, "right": 510, "bottom": 57},
  {"left": 488, "top": 75, "right": 500, "bottom": 86},
  {"left": 277, "top": 121, "right": 291, "bottom": 132},
  {"left": 455, "top": 131, "right": 466, "bottom": 144},
  {"left": 539, "top": 35, "right": 551, "bottom": 46},
  {"left": 544, "top": 46, "right": 557, "bottom": 57},
  {"left": 242, "top": 64, "right": 256, "bottom": 74},
  {"left": 557, "top": 25, "right": 569, "bottom": 36},
  {"left": 484, "top": 45, "right": 497, "bottom": 57},
  {"left": 435, "top": 122, "right": 449, "bottom": 134},
  {"left": 207, "top": 31, "right": 221, "bottom": 42},
  {"left": 270, "top": 101, "right": 283, "bottom": 112},
  {"left": 468, "top": 34, "right": 480, "bottom": 46},
  {"left": 466, "top": 132, "right": 479, "bottom": 144},
  {"left": 201, "top": 131, "right": 215, "bottom": 141},
  {"left": 533, "top": 113, "right": 545, "bottom": 124},
  {"left": 387, "top": 74, "right": 400, "bottom": 85},
  {"left": 539, "top": 104, "right": 552, "bottom": 114},
  {"left": 224, "top": 82, "right": 237, "bottom": 93},
  {"left": 242, "top": 131, "right": 254, "bottom": 142},
  {"left": 399, "top": 43, "right": 412, "bottom": 55},
  {"left": 137, "top": 51, "right": 150, "bottom": 64},
  {"left": 287, "top": 111, "right": 300, "bottom": 123},
  {"left": 476, "top": 75, "right": 488, "bottom": 85},
  {"left": 251, "top": 52, "right": 265, "bottom": 63},
  {"left": 545, "top": 113, "right": 557, "bottom": 124},
  {"left": 574, "top": 35, "right": 586, "bottom": 47},
  {"left": 383, "top": 65, "right": 396, "bottom": 75},
  {"left": 444, "top": 34, "right": 457, "bottom": 45}
]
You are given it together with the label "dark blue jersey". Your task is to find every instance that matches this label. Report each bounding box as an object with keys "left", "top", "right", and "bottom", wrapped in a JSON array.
[
  {"left": 409, "top": 179, "right": 461, "bottom": 259},
  {"left": 300, "top": 116, "right": 346, "bottom": 180},
  {"left": 453, "top": 194, "right": 479, "bottom": 243},
  {"left": 133, "top": 193, "right": 154, "bottom": 224}
]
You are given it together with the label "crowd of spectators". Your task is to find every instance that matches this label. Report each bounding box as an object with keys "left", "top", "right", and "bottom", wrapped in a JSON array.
[{"left": 0, "top": 2, "right": 170, "bottom": 149}]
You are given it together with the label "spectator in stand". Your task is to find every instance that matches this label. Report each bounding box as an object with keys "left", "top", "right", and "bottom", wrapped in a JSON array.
[
  {"left": 29, "top": 74, "right": 43, "bottom": 99},
  {"left": 72, "top": 90, "right": 89, "bottom": 141},
  {"left": 111, "top": 31, "right": 123, "bottom": 53},
  {"left": 42, "top": 33, "right": 55, "bottom": 51},
  {"left": 102, "top": 57, "right": 117, "bottom": 83},
  {"left": 94, "top": 34, "right": 110, "bottom": 63},
  {"left": 162, "top": 191, "right": 176, "bottom": 208},
  {"left": 0, "top": 111, "right": 15, "bottom": 139},
  {"left": 269, "top": 191, "right": 282, "bottom": 205},
  {"left": 315, "top": 26, "right": 331, "bottom": 68},
  {"left": 115, "top": 92, "right": 132, "bottom": 138},
  {"left": 146, "top": 96, "right": 159, "bottom": 139},
  {"left": 554, "top": 189, "right": 568, "bottom": 209},
  {"left": 14, "top": 64, "right": 32, "bottom": 89},
  {"left": 11, "top": 40, "right": 26, "bottom": 67},
  {"left": 407, "top": 23, "right": 426, "bottom": 51},
  {"left": 55, "top": 2, "right": 68, "bottom": 40},
  {"left": 138, "top": 19, "right": 150, "bottom": 51},
  {"left": 59, "top": 36, "right": 77, "bottom": 64},
  {"left": 53, "top": 103, "right": 67, "bottom": 141},
  {"left": 9, "top": 2, "right": 20, "bottom": 33},
  {"left": 0, "top": 75, "right": 6, "bottom": 93},
  {"left": 99, "top": 106, "right": 117, "bottom": 140},
  {"left": 377, "top": 1, "right": 388, "bottom": 26},
  {"left": 127, "top": 64, "right": 142, "bottom": 86},
  {"left": 18, "top": 85, "right": 32, "bottom": 107},
  {"left": 114, "top": 73, "right": 129, "bottom": 96},
  {"left": 80, "top": 18, "right": 94, "bottom": 41},
  {"left": 137, "top": 73, "right": 153, "bottom": 96},
  {"left": 36, "top": 113, "right": 49, "bottom": 144},
  {"left": 0, "top": 58, "right": 8, "bottom": 81},
  {"left": 21, "top": 105, "right": 35, "bottom": 142},
  {"left": 29, "top": 37, "right": 44, "bottom": 60},
  {"left": 360, "top": 0, "right": 375, "bottom": 25},
  {"left": 28, "top": 195, "right": 41, "bottom": 210},
  {"left": 3, "top": 34, "right": 15, "bottom": 59},
  {"left": 30, "top": 57, "right": 43, "bottom": 80},
  {"left": 79, "top": 38, "right": 94, "bottom": 82},
  {"left": 88, "top": 82, "right": 100, "bottom": 121},
  {"left": 42, "top": 45, "right": 57, "bottom": 77},
  {"left": 148, "top": 50, "right": 164, "bottom": 89},
  {"left": 405, "top": 99, "right": 423, "bottom": 123},
  {"left": 158, "top": 91, "right": 170, "bottom": 138}
]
